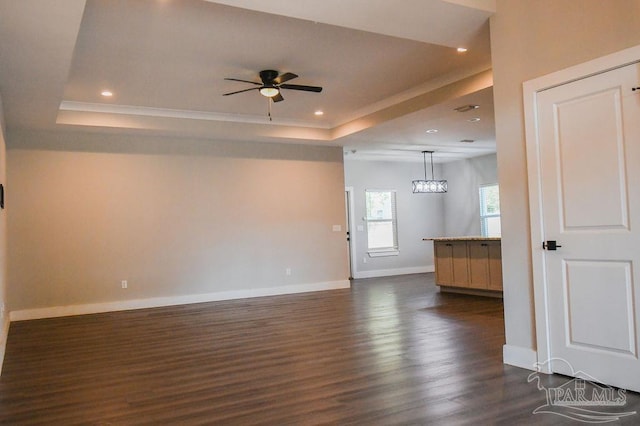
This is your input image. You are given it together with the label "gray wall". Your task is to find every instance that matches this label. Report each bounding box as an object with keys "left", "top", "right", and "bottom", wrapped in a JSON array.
[
  {"left": 7, "top": 130, "right": 349, "bottom": 313},
  {"left": 344, "top": 155, "right": 499, "bottom": 278},
  {"left": 491, "top": 0, "right": 640, "bottom": 361},
  {"left": 344, "top": 159, "right": 445, "bottom": 278},
  {"left": 442, "top": 154, "right": 498, "bottom": 236}
]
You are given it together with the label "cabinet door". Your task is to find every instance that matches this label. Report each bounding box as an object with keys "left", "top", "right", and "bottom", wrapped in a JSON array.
[
  {"left": 487, "top": 242, "right": 503, "bottom": 290},
  {"left": 435, "top": 242, "right": 469, "bottom": 287},
  {"left": 468, "top": 242, "right": 490, "bottom": 289},
  {"left": 451, "top": 242, "right": 469, "bottom": 286},
  {"left": 434, "top": 242, "right": 454, "bottom": 285}
]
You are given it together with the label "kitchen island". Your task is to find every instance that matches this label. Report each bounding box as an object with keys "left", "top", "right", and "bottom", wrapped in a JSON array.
[{"left": 424, "top": 237, "right": 502, "bottom": 297}]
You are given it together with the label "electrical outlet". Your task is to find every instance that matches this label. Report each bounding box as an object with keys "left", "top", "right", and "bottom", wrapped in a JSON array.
[
  {"left": 0, "top": 302, "right": 4, "bottom": 316},
  {"left": 121, "top": 280, "right": 128, "bottom": 289},
  {"left": 285, "top": 268, "right": 292, "bottom": 276},
  {"left": 363, "top": 257, "right": 367, "bottom": 264}
]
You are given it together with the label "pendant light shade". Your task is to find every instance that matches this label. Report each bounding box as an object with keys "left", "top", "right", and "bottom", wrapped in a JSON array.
[
  {"left": 412, "top": 151, "right": 448, "bottom": 193},
  {"left": 412, "top": 179, "right": 448, "bottom": 193}
]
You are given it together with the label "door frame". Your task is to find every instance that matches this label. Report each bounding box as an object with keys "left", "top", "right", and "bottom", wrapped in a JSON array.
[
  {"left": 523, "top": 44, "right": 640, "bottom": 374},
  {"left": 345, "top": 186, "right": 357, "bottom": 280}
]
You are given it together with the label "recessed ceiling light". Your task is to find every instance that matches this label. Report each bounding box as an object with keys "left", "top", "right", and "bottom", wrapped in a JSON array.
[
  {"left": 426, "top": 129, "right": 438, "bottom": 134},
  {"left": 314, "top": 110, "right": 324, "bottom": 116},
  {"left": 101, "top": 90, "right": 113, "bottom": 97},
  {"left": 454, "top": 104, "right": 479, "bottom": 113},
  {"left": 468, "top": 117, "right": 481, "bottom": 122},
  {"left": 457, "top": 47, "right": 468, "bottom": 53}
]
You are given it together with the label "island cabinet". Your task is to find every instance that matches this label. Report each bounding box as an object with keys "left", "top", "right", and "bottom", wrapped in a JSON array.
[
  {"left": 434, "top": 241, "right": 469, "bottom": 286},
  {"left": 427, "top": 237, "right": 502, "bottom": 296},
  {"left": 467, "top": 241, "right": 503, "bottom": 291}
]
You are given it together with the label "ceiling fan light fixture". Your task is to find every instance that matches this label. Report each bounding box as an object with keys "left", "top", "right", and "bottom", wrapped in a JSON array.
[
  {"left": 223, "top": 70, "right": 322, "bottom": 106},
  {"left": 259, "top": 86, "right": 280, "bottom": 98}
]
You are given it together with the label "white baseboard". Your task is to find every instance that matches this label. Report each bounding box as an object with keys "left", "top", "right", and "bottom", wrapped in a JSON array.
[
  {"left": 0, "top": 314, "right": 9, "bottom": 375},
  {"left": 9, "top": 280, "right": 351, "bottom": 322},
  {"left": 503, "top": 344, "right": 537, "bottom": 371},
  {"left": 353, "top": 265, "right": 434, "bottom": 279}
]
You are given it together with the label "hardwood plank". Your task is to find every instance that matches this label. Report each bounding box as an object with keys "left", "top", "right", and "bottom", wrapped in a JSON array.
[{"left": 0, "top": 273, "right": 638, "bottom": 425}]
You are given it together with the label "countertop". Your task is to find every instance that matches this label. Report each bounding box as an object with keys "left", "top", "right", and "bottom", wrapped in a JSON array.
[{"left": 423, "top": 236, "right": 501, "bottom": 241}]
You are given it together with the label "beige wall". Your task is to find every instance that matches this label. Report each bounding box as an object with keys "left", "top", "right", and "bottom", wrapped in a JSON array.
[
  {"left": 7, "top": 130, "right": 348, "bottom": 312},
  {"left": 491, "top": 0, "right": 640, "bottom": 355}
]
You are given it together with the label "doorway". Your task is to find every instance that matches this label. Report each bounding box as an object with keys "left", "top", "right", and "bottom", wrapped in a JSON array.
[{"left": 345, "top": 187, "right": 356, "bottom": 280}]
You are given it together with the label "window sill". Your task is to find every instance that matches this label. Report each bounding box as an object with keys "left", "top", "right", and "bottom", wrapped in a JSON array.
[{"left": 368, "top": 249, "right": 399, "bottom": 257}]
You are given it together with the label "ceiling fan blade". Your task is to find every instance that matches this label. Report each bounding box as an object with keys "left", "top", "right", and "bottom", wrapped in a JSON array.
[
  {"left": 280, "top": 84, "right": 323, "bottom": 93},
  {"left": 224, "top": 78, "right": 262, "bottom": 86},
  {"left": 274, "top": 72, "right": 298, "bottom": 84},
  {"left": 223, "top": 87, "right": 260, "bottom": 96},
  {"left": 272, "top": 92, "right": 284, "bottom": 102}
]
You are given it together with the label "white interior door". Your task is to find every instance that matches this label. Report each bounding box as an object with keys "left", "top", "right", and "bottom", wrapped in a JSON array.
[{"left": 533, "top": 61, "right": 640, "bottom": 391}]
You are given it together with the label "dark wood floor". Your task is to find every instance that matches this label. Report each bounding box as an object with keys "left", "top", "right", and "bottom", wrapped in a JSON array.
[{"left": 1, "top": 273, "right": 639, "bottom": 425}]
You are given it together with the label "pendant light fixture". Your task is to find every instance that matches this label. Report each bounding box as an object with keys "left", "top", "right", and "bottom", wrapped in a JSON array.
[{"left": 412, "top": 150, "right": 448, "bottom": 193}]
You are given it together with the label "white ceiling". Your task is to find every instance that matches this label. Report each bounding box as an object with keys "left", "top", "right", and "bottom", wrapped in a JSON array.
[{"left": 0, "top": 0, "right": 496, "bottom": 163}]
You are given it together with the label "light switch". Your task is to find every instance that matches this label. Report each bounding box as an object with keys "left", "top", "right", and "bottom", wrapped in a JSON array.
[
  {"left": 332, "top": 225, "right": 342, "bottom": 232},
  {"left": 357, "top": 225, "right": 364, "bottom": 232}
]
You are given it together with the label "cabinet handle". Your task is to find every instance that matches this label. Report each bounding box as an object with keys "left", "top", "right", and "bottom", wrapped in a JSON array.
[
  {"left": 445, "top": 243, "right": 452, "bottom": 246},
  {"left": 481, "top": 243, "right": 488, "bottom": 246}
]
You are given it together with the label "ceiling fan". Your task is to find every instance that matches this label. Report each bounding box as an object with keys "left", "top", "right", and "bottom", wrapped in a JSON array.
[{"left": 223, "top": 70, "right": 322, "bottom": 102}]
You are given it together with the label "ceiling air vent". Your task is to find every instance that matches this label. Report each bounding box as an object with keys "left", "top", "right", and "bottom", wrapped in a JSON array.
[{"left": 454, "top": 104, "right": 479, "bottom": 113}]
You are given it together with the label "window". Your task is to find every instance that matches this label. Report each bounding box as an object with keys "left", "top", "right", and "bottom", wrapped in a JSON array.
[
  {"left": 479, "top": 184, "right": 501, "bottom": 237},
  {"left": 365, "top": 190, "right": 398, "bottom": 256}
]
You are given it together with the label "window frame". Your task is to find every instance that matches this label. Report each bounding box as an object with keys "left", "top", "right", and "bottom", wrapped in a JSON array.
[
  {"left": 479, "top": 183, "right": 501, "bottom": 237},
  {"left": 364, "top": 189, "right": 399, "bottom": 257}
]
